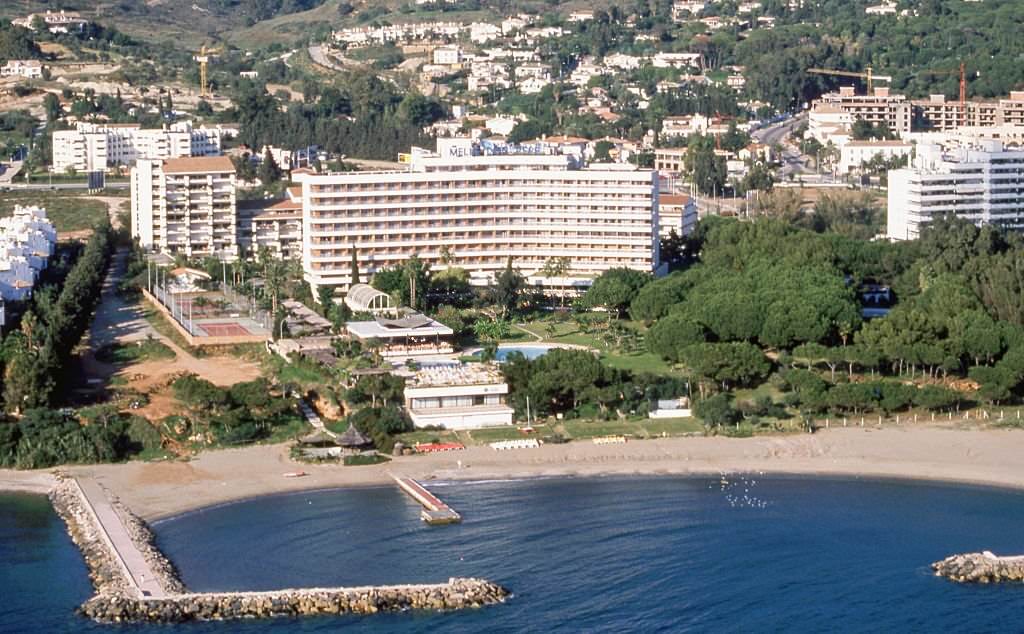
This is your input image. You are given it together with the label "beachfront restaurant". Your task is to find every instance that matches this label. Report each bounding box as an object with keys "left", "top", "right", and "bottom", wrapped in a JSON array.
[
  {"left": 345, "top": 313, "right": 455, "bottom": 357},
  {"left": 404, "top": 363, "right": 514, "bottom": 430}
]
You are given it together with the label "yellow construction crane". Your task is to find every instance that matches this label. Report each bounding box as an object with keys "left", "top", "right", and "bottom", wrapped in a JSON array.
[
  {"left": 807, "top": 66, "right": 893, "bottom": 93},
  {"left": 195, "top": 45, "right": 222, "bottom": 98}
]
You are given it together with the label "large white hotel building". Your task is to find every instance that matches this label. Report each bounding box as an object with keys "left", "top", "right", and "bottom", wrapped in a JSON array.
[
  {"left": 132, "top": 139, "right": 663, "bottom": 293},
  {"left": 887, "top": 139, "right": 1024, "bottom": 240},
  {"left": 295, "top": 139, "right": 661, "bottom": 296}
]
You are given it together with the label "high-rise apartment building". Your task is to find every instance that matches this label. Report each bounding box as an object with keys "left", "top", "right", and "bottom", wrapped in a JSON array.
[
  {"left": 296, "top": 140, "right": 660, "bottom": 296},
  {"left": 131, "top": 156, "right": 238, "bottom": 258},
  {"left": 887, "top": 139, "right": 1024, "bottom": 240}
]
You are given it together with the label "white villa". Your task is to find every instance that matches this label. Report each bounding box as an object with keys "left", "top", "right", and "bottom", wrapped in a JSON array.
[{"left": 404, "top": 363, "right": 514, "bottom": 430}]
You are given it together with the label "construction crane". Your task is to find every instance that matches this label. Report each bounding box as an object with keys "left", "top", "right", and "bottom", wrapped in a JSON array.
[
  {"left": 918, "top": 62, "right": 968, "bottom": 127},
  {"left": 807, "top": 66, "right": 893, "bottom": 94},
  {"left": 195, "top": 45, "right": 222, "bottom": 98}
]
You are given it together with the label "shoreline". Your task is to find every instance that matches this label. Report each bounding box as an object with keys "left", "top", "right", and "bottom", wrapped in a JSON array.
[{"left": 4, "top": 425, "right": 1024, "bottom": 520}]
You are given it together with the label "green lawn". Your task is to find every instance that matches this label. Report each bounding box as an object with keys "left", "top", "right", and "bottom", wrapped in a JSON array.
[
  {"left": 95, "top": 339, "right": 176, "bottom": 365},
  {"left": 0, "top": 191, "right": 109, "bottom": 233},
  {"left": 559, "top": 417, "right": 702, "bottom": 440},
  {"left": 514, "top": 317, "right": 676, "bottom": 375}
]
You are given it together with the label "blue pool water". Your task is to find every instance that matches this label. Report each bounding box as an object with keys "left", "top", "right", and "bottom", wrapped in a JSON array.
[
  {"left": 480, "top": 344, "right": 557, "bottom": 361},
  {"left": 4, "top": 476, "right": 1024, "bottom": 632}
]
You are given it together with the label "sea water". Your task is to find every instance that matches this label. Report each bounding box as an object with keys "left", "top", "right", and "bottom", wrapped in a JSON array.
[{"left": 3, "top": 476, "right": 1024, "bottom": 632}]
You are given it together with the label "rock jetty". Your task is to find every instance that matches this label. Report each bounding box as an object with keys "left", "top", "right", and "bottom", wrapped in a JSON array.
[
  {"left": 49, "top": 474, "right": 135, "bottom": 597},
  {"left": 49, "top": 473, "right": 509, "bottom": 623},
  {"left": 81, "top": 578, "right": 510, "bottom": 623},
  {"left": 932, "top": 551, "right": 1024, "bottom": 583}
]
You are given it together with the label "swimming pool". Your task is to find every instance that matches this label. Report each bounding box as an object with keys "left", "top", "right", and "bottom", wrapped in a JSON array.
[{"left": 479, "top": 344, "right": 557, "bottom": 361}]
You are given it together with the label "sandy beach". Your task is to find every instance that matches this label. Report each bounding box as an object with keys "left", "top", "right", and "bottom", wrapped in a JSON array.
[{"left": 3, "top": 424, "right": 1024, "bottom": 520}]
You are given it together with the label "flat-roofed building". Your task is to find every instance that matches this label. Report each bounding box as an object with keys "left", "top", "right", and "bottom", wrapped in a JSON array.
[
  {"left": 346, "top": 313, "right": 455, "bottom": 357},
  {"left": 654, "top": 147, "right": 688, "bottom": 173},
  {"left": 52, "top": 121, "right": 231, "bottom": 173},
  {"left": 838, "top": 140, "right": 913, "bottom": 175},
  {"left": 131, "top": 156, "right": 238, "bottom": 258},
  {"left": 813, "top": 86, "right": 912, "bottom": 138},
  {"left": 238, "top": 185, "right": 303, "bottom": 259},
  {"left": 297, "top": 139, "right": 660, "bottom": 296},
  {"left": 404, "top": 363, "right": 514, "bottom": 430},
  {"left": 887, "top": 139, "right": 1024, "bottom": 240},
  {"left": 658, "top": 193, "right": 698, "bottom": 238},
  {"left": 0, "top": 60, "right": 44, "bottom": 79}
]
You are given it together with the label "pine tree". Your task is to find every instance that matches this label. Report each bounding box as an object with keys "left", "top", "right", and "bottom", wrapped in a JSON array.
[{"left": 258, "top": 148, "right": 281, "bottom": 185}]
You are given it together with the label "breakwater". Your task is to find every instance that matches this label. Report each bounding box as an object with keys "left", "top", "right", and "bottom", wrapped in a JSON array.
[
  {"left": 932, "top": 551, "right": 1024, "bottom": 583},
  {"left": 48, "top": 473, "right": 508, "bottom": 623},
  {"left": 81, "top": 578, "right": 509, "bottom": 623}
]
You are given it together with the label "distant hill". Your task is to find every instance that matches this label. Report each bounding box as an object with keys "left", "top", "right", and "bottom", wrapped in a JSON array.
[{"left": 0, "top": 0, "right": 329, "bottom": 49}]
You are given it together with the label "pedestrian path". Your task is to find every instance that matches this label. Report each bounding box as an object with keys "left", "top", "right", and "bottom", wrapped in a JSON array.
[{"left": 76, "top": 478, "right": 167, "bottom": 598}]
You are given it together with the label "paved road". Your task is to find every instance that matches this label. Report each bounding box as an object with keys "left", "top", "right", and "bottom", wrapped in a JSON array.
[
  {"left": 753, "top": 114, "right": 814, "bottom": 180},
  {"left": 76, "top": 477, "right": 168, "bottom": 598},
  {"left": 308, "top": 44, "right": 347, "bottom": 72},
  {"left": 0, "top": 161, "right": 23, "bottom": 184},
  {"left": 90, "top": 249, "right": 159, "bottom": 349},
  {"left": 4, "top": 181, "right": 129, "bottom": 191}
]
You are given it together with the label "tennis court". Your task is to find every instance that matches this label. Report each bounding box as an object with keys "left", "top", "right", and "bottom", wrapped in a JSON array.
[{"left": 197, "top": 322, "right": 254, "bottom": 337}]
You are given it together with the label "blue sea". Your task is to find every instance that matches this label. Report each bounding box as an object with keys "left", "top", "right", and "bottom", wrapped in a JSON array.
[{"left": 4, "top": 476, "right": 1024, "bottom": 632}]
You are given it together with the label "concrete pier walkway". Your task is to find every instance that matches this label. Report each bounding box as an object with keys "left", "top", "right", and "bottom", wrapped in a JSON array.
[{"left": 75, "top": 478, "right": 167, "bottom": 598}]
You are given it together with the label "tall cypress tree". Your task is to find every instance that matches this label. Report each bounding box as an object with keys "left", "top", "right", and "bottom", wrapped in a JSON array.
[{"left": 350, "top": 248, "right": 360, "bottom": 286}]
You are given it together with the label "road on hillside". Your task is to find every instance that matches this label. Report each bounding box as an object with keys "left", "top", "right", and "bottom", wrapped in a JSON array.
[{"left": 753, "top": 113, "right": 813, "bottom": 180}]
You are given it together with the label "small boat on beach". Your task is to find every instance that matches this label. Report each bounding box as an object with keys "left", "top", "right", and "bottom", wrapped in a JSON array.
[{"left": 283, "top": 471, "right": 308, "bottom": 478}]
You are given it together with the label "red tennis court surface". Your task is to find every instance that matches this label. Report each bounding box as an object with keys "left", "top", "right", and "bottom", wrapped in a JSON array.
[{"left": 198, "top": 322, "right": 253, "bottom": 337}]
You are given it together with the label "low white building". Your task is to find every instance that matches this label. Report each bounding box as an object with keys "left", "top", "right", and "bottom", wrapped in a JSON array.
[
  {"left": 658, "top": 193, "right": 698, "bottom": 238},
  {"left": 0, "top": 60, "right": 43, "bottom": 79},
  {"left": 0, "top": 206, "right": 57, "bottom": 301},
  {"left": 13, "top": 10, "right": 86, "bottom": 33},
  {"left": 404, "top": 363, "right": 514, "bottom": 430},
  {"left": 887, "top": 139, "right": 1024, "bottom": 240},
  {"left": 432, "top": 46, "right": 463, "bottom": 66},
  {"left": 838, "top": 140, "right": 913, "bottom": 175}
]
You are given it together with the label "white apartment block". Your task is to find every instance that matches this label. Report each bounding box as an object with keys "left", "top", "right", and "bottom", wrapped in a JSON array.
[
  {"left": 295, "top": 139, "right": 660, "bottom": 296},
  {"left": 53, "top": 121, "right": 231, "bottom": 173},
  {"left": 658, "top": 193, "right": 698, "bottom": 238},
  {"left": 0, "top": 206, "right": 57, "bottom": 302},
  {"left": 131, "top": 156, "right": 238, "bottom": 258},
  {"left": 432, "top": 46, "right": 463, "bottom": 66},
  {"left": 887, "top": 140, "right": 1024, "bottom": 240},
  {"left": 0, "top": 60, "right": 43, "bottom": 79},
  {"left": 838, "top": 140, "right": 913, "bottom": 175}
]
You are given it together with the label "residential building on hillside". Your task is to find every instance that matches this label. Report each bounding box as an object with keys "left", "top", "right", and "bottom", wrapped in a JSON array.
[
  {"left": 887, "top": 139, "right": 1024, "bottom": 240},
  {"left": 295, "top": 138, "right": 660, "bottom": 297},
  {"left": 53, "top": 121, "right": 233, "bottom": 173},
  {"left": 815, "top": 86, "right": 913, "bottom": 138},
  {"left": 131, "top": 156, "right": 238, "bottom": 258},
  {"left": 0, "top": 60, "right": 44, "bottom": 79},
  {"left": 13, "top": 10, "right": 87, "bottom": 33}
]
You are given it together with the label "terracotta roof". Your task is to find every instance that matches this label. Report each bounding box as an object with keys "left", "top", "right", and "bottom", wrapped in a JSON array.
[
  {"left": 660, "top": 194, "right": 691, "bottom": 205},
  {"left": 162, "top": 156, "right": 236, "bottom": 174},
  {"left": 287, "top": 186, "right": 302, "bottom": 199}
]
